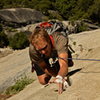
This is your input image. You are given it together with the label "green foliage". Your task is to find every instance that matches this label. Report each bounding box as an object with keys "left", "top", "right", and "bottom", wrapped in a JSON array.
[
  {"left": 0, "top": 31, "right": 9, "bottom": 48},
  {"left": 69, "top": 0, "right": 94, "bottom": 20},
  {"left": 6, "top": 27, "right": 17, "bottom": 32},
  {"left": 77, "top": 23, "right": 88, "bottom": 33},
  {"left": 48, "top": 10, "right": 63, "bottom": 20},
  {"left": 55, "top": 0, "right": 77, "bottom": 19},
  {"left": 0, "top": 24, "right": 3, "bottom": 32},
  {"left": 76, "top": 0, "right": 93, "bottom": 11},
  {"left": 0, "top": 0, "right": 100, "bottom": 24},
  {"left": 86, "top": 0, "right": 100, "bottom": 23},
  {"left": 34, "top": 0, "right": 53, "bottom": 15},
  {"left": 4, "top": 76, "right": 34, "bottom": 95},
  {"left": 0, "top": 25, "right": 9, "bottom": 47},
  {"left": 9, "top": 32, "right": 29, "bottom": 50}
]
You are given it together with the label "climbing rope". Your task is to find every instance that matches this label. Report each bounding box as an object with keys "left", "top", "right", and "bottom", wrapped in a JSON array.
[
  {"left": 58, "top": 57, "right": 100, "bottom": 61},
  {"left": 68, "top": 58, "right": 100, "bottom": 61}
]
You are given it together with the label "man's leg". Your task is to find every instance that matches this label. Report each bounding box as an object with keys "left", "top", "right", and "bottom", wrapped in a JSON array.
[
  {"left": 37, "top": 74, "right": 51, "bottom": 85},
  {"left": 32, "top": 64, "right": 51, "bottom": 85}
]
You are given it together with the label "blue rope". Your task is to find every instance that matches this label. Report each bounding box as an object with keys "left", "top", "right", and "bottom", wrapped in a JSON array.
[
  {"left": 68, "top": 58, "right": 100, "bottom": 61},
  {"left": 58, "top": 57, "right": 100, "bottom": 61}
]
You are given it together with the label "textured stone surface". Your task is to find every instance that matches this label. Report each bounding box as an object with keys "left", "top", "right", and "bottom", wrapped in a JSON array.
[
  {"left": 0, "top": 29, "right": 100, "bottom": 100},
  {"left": 0, "top": 8, "right": 45, "bottom": 27}
]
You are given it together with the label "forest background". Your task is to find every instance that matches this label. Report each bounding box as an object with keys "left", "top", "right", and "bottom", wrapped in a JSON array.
[{"left": 0, "top": 0, "right": 100, "bottom": 24}]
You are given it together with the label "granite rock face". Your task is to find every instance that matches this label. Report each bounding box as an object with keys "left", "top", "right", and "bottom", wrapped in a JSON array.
[{"left": 0, "top": 8, "right": 45, "bottom": 28}]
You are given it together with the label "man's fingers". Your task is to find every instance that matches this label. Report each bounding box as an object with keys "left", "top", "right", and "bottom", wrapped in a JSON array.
[
  {"left": 49, "top": 77, "right": 68, "bottom": 94},
  {"left": 58, "top": 83, "right": 63, "bottom": 94}
]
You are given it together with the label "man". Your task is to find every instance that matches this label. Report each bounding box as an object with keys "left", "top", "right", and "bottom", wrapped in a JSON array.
[{"left": 29, "top": 27, "right": 73, "bottom": 94}]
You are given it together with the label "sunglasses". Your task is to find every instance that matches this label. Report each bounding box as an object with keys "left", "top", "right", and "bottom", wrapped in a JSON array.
[{"left": 36, "top": 45, "right": 48, "bottom": 52}]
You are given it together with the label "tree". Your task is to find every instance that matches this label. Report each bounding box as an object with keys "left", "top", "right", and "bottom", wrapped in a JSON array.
[
  {"left": 0, "top": 31, "right": 9, "bottom": 48},
  {"left": 69, "top": 0, "right": 94, "bottom": 20},
  {"left": 55, "top": 0, "right": 77, "bottom": 19},
  {"left": 86, "top": 0, "right": 100, "bottom": 23},
  {"left": 0, "top": 24, "right": 3, "bottom": 32},
  {"left": 9, "top": 32, "right": 29, "bottom": 50},
  {"left": 34, "top": 0, "right": 53, "bottom": 15}
]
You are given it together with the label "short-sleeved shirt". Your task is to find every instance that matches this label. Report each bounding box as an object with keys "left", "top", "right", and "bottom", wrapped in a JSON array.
[{"left": 29, "top": 32, "right": 68, "bottom": 75}]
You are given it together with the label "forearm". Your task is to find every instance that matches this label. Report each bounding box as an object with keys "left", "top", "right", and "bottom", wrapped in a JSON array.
[
  {"left": 58, "top": 52, "right": 68, "bottom": 77},
  {"left": 58, "top": 64, "right": 68, "bottom": 78}
]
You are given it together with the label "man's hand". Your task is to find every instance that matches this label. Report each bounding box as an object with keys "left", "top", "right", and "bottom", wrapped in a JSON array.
[
  {"left": 49, "top": 77, "right": 63, "bottom": 94},
  {"left": 55, "top": 75, "right": 63, "bottom": 94},
  {"left": 49, "top": 75, "right": 69, "bottom": 94},
  {"left": 58, "top": 82, "right": 63, "bottom": 94}
]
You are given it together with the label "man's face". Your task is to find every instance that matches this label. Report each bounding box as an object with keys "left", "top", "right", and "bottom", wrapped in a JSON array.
[{"left": 33, "top": 38, "right": 52, "bottom": 57}]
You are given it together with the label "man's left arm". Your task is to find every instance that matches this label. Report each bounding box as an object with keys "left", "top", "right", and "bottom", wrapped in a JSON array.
[
  {"left": 58, "top": 52, "right": 68, "bottom": 77},
  {"left": 52, "top": 34, "right": 69, "bottom": 94},
  {"left": 53, "top": 52, "right": 68, "bottom": 94}
]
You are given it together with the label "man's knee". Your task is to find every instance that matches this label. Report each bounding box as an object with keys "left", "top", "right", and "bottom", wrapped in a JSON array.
[
  {"left": 38, "top": 74, "right": 51, "bottom": 85},
  {"left": 39, "top": 79, "right": 48, "bottom": 85}
]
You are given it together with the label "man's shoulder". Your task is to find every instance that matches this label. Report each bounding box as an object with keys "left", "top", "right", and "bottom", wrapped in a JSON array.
[
  {"left": 52, "top": 32, "right": 67, "bottom": 38},
  {"left": 52, "top": 32, "right": 68, "bottom": 54},
  {"left": 52, "top": 32, "right": 68, "bottom": 43}
]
